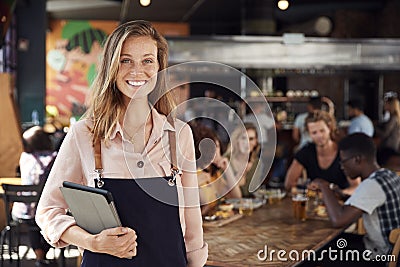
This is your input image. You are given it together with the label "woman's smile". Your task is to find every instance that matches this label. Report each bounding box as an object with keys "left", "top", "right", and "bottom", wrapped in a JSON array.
[{"left": 126, "top": 80, "right": 147, "bottom": 87}]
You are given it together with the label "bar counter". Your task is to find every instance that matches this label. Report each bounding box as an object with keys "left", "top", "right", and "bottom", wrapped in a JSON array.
[{"left": 204, "top": 196, "right": 345, "bottom": 266}]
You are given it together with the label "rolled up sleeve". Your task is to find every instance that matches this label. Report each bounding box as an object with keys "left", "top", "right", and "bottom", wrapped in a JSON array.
[{"left": 36, "top": 125, "right": 86, "bottom": 247}]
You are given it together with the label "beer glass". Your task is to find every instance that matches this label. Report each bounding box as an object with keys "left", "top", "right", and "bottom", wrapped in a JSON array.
[{"left": 292, "top": 194, "right": 308, "bottom": 221}]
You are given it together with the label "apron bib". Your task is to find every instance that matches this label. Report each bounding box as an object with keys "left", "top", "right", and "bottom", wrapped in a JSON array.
[
  {"left": 81, "top": 116, "right": 187, "bottom": 266},
  {"left": 80, "top": 177, "right": 187, "bottom": 266}
]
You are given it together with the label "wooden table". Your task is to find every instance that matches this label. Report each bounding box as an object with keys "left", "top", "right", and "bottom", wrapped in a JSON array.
[
  {"left": 0, "top": 177, "right": 21, "bottom": 229},
  {"left": 0, "top": 177, "right": 21, "bottom": 193},
  {"left": 204, "top": 197, "right": 345, "bottom": 267}
]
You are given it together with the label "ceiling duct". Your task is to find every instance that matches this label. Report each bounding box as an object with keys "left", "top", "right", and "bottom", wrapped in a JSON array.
[{"left": 167, "top": 36, "right": 400, "bottom": 70}]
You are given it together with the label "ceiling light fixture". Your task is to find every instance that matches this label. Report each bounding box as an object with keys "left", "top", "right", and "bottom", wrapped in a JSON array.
[
  {"left": 277, "top": 0, "right": 289, "bottom": 11},
  {"left": 140, "top": 0, "right": 151, "bottom": 7}
]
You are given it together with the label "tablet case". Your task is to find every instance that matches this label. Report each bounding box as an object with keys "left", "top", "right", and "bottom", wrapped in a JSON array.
[{"left": 60, "top": 181, "right": 122, "bottom": 234}]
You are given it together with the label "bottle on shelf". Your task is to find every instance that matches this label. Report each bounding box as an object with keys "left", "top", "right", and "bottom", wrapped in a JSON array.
[{"left": 31, "top": 109, "right": 39, "bottom": 125}]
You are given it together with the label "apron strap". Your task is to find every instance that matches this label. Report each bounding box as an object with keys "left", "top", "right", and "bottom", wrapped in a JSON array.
[
  {"left": 167, "top": 115, "right": 181, "bottom": 186},
  {"left": 93, "top": 113, "right": 180, "bottom": 187},
  {"left": 94, "top": 138, "right": 104, "bottom": 187}
]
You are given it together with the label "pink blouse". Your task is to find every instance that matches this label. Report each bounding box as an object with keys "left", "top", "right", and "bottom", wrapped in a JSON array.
[{"left": 36, "top": 109, "right": 208, "bottom": 267}]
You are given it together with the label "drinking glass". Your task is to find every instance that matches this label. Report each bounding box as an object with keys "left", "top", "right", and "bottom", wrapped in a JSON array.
[
  {"left": 292, "top": 194, "right": 308, "bottom": 221},
  {"left": 239, "top": 198, "right": 253, "bottom": 216}
]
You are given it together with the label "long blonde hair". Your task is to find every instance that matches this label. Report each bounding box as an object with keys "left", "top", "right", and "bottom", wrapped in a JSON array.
[
  {"left": 84, "top": 20, "right": 176, "bottom": 145},
  {"left": 225, "top": 123, "right": 259, "bottom": 162}
]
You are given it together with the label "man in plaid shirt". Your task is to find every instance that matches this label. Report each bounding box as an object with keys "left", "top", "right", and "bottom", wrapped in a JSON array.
[{"left": 312, "top": 133, "right": 400, "bottom": 266}]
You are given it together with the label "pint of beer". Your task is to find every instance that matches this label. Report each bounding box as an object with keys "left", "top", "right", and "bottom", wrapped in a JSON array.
[
  {"left": 267, "top": 189, "right": 282, "bottom": 204},
  {"left": 292, "top": 194, "right": 308, "bottom": 221},
  {"left": 239, "top": 198, "right": 254, "bottom": 216}
]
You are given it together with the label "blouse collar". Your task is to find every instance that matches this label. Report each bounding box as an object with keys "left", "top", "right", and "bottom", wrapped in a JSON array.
[{"left": 110, "top": 107, "right": 175, "bottom": 141}]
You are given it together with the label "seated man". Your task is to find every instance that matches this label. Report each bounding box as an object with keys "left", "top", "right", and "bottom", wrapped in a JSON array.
[
  {"left": 346, "top": 98, "right": 374, "bottom": 137},
  {"left": 313, "top": 133, "right": 400, "bottom": 266},
  {"left": 285, "top": 110, "right": 360, "bottom": 196}
]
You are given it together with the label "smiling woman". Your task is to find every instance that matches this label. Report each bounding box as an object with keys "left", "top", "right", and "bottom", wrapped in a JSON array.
[{"left": 36, "top": 20, "right": 208, "bottom": 267}]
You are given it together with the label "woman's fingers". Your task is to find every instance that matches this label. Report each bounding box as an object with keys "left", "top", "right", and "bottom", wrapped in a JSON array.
[
  {"left": 104, "top": 227, "right": 135, "bottom": 237},
  {"left": 94, "top": 227, "right": 138, "bottom": 258}
]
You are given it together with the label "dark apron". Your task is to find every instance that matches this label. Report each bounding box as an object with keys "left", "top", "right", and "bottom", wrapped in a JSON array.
[{"left": 80, "top": 177, "right": 187, "bottom": 266}]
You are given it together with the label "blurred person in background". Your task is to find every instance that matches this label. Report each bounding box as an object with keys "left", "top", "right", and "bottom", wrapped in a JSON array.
[
  {"left": 285, "top": 110, "right": 360, "bottom": 196},
  {"left": 382, "top": 91, "right": 398, "bottom": 122},
  {"left": 13, "top": 126, "right": 57, "bottom": 267},
  {"left": 376, "top": 95, "right": 400, "bottom": 152},
  {"left": 224, "top": 123, "right": 263, "bottom": 198},
  {"left": 346, "top": 98, "right": 374, "bottom": 137},
  {"left": 243, "top": 102, "right": 276, "bottom": 186},
  {"left": 243, "top": 102, "right": 274, "bottom": 145},
  {"left": 292, "top": 96, "right": 323, "bottom": 151},
  {"left": 190, "top": 121, "right": 242, "bottom": 216}
]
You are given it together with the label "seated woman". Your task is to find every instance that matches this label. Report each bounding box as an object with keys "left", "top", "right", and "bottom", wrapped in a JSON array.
[
  {"left": 223, "top": 123, "right": 263, "bottom": 198},
  {"left": 190, "top": 122, "right": 242, "bottom": 216},
  {"left": 13, "top": 126, "right": 57, "bottom": 267},
  {"left": 285, "top": 110, "right": 360, "bottom": 197}
]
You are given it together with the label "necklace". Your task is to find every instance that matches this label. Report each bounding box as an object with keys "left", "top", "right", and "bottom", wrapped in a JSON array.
[
  {"left": 123, "top": 129, "right": 141, "bottom": 143},
  {"left": 122, "top": 113, "right": 152, "bottom": 144}
]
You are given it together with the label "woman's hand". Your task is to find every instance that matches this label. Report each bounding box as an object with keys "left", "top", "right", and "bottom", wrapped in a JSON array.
[
  {"left": 214, "top": 157, "right": 229, "bottom": 170},
  {"left": 311, "top": 178, "right": 329, "bottom": 189},
  {"left": 92, "top": 227, "right": 137, "bottom": 258}
]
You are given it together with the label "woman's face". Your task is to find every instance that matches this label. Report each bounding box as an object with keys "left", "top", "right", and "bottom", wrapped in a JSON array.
[
  {"left": 238, "top": 130, "right": 252, "bottom": 155},
  {"left": 116, "top": 36, "right": 159, "bottom": 104},
  {"left": 307, "top": 120, "right": 331, "bottom": 147}
]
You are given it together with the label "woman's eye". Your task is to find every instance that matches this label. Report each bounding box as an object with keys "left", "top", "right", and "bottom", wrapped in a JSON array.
[
  {"left": 120, "top": 58, "right": 131, "bottom": 63},
  {"left": 143, "top": 59, "right": 154, "bottom": 64}
]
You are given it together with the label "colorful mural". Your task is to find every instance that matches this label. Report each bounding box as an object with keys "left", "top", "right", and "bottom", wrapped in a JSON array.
[
  {"left": 46, "top": 20, "right": 189, "bottom": 120},
  {"left": 46, "top": 20, "right": 118, "bottom": 118}
]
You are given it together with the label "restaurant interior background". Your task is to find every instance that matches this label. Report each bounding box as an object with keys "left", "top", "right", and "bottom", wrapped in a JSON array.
[{"left": 1, "top": 0, "right": 400, "bottom": 177}]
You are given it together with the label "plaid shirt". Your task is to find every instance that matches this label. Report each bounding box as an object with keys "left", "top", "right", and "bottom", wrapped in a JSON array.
[{"left": 370, "top": 169, "right": 400, "bottom": 245}]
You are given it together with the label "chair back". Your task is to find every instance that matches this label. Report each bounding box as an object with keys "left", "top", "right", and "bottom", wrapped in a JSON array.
[
  {"left": 2, "top": 183, "right": 44, "bottom": 224},
  {"left": 389, "top": 228, "right": 400, "bottom": 267}
]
